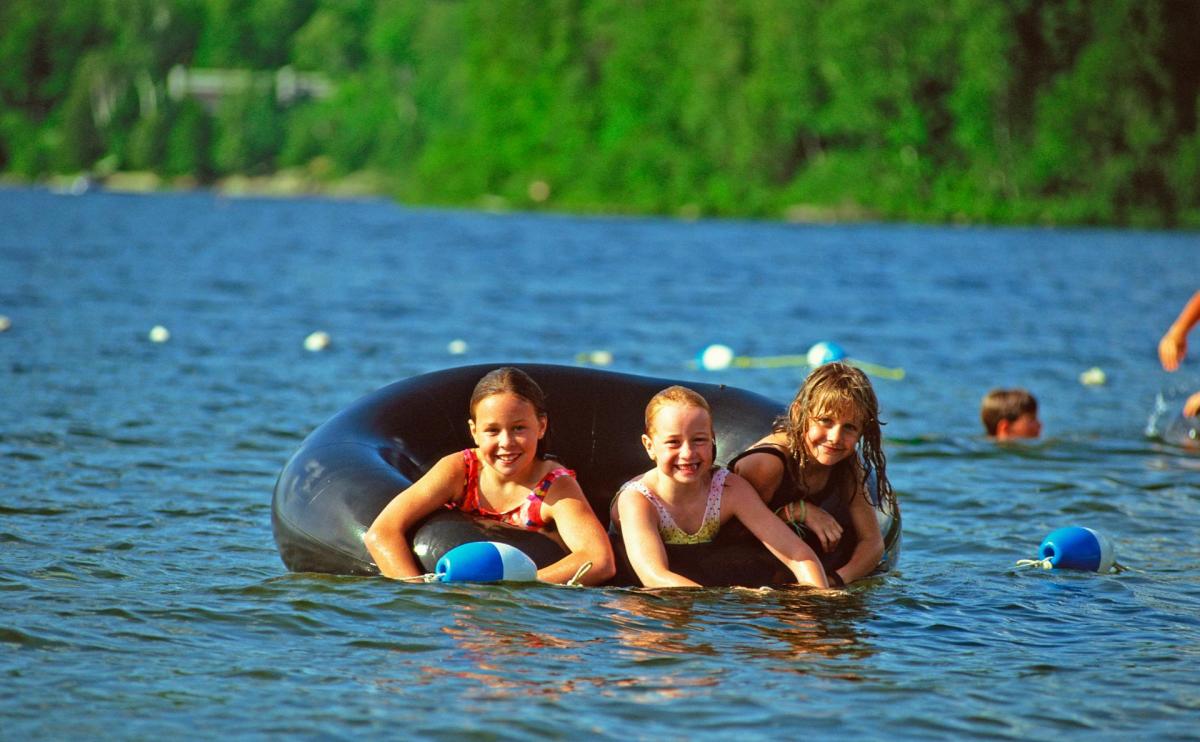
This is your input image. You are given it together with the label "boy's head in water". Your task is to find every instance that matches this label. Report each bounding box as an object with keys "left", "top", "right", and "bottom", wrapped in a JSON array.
[{"left": 981, "top": 388, "right": 1041, "bottom": 440}]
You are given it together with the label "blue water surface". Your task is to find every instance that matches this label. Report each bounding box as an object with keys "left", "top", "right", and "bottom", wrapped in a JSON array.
[{"left": 1, "top": 186, "right": 1198, "bottom": 739}]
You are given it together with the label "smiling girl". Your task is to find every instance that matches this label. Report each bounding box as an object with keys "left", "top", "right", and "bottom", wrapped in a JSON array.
[
  {"left": 610, "top": 386, "right": 827, "bottom": 589},
  {"left": 364, "top": 367, "right": 614, "bottom": 585},
  {"left": 730, "top": 362, "right": 894, "bottom": 586}
]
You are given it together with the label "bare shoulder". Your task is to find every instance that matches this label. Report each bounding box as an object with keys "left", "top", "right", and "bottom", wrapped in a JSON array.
[
  {"left": 718, "top": 470, "right": 776, "bottom": 526},
  {"left": 434, "top": 450, "right": 468, "bottom": 469},
  {"left": 426, "top": 450, "right": 469, "bottom": 481},
  {"left": 720, "top": 469, "right": 759, "bottom": 500}
]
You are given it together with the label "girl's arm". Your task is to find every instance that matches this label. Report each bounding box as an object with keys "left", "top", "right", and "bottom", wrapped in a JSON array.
[
  {"left": 1160, "top": 290, "right": 1200, "bottom": 371},
  {"left": 363, "top": 453, "right": 465, "bottom": 578},
  {"left": 829, "top": 481, "right": 885, "bottom": 585},
  {"left": 735, "top": 449, "right": 843, "bottom": 551},
  {"left": 790, "top": 501, "right": 843, "bottom": 553},
  {"left": 724, "top": 475, "right": 828, "bottom": 588},
  {"left": 538, "top": 480, "right": 616, "bottom": 585},
  {"left": 615, "top": 485, "right": 702, "bottom": 588}
]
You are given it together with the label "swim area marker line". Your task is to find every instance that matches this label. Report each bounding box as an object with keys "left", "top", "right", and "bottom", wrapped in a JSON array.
[
  {"left": 690, "top": 342, "right": 906, "bottom": 380},
  {"left": 702, "top": 353, "right": 906, "bottom": 379}
]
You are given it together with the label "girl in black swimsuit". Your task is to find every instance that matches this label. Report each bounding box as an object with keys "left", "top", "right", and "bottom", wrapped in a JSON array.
[{"left": 729, "top": 362, "right": 895, "bottom": 585}]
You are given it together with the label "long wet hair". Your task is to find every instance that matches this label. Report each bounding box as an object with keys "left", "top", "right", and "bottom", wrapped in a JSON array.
[
  {"left": 469, "top": 367, "right": 549, "bottom": 458},
  {"left": 773, "top": 362, "right": 894, "bottom": 510}
]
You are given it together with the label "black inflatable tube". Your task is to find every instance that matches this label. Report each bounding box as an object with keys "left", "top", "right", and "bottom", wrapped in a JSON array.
[{"left": 271, "top": 363, "right": 901, "bottom": 585}]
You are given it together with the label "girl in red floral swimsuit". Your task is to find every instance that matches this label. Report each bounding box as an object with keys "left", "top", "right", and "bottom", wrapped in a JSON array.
[{"left": 365, "top": 367, "right": 614, "bottom": 585}]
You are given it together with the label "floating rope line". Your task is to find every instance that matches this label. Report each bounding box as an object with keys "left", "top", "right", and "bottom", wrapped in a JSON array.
[
  {"left": 1015, "top": 558, "right": 1054, "bottom": 570},
  {"left": 1015, "top": 558, "right": 1128, "bottom": 573}
]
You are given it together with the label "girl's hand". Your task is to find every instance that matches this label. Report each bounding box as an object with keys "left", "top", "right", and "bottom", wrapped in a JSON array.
[
  {"left": 1159, "top": 328, "right": 1187, "bottom": 371},
  {"left": 1184, "top": 391, "right": 1200, "bottom": 417},
  {"left": 803, "top": 504, "right": 843, "bottom": 553}
]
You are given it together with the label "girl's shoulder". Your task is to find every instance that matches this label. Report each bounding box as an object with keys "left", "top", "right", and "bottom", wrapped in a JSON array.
[
  {"left": 609, "top": 470, "right": 657, "bottom": 524},
  {"left": 533, "top": 457, "right": 581, "bottom": 500},
  {"left": 730, "top": 439, "right": 790, "bottom": 472},
  {"left": 716, "top": 468, "right": 757, "bottom": 497},
  {"left": 618, "top": 470, "right": 655, "bottom": 493},
  {"left": 435, "top": 449, "right": 473, "bottom": 473},
  {"left": 758, "top": 432, "right": 792, "bottom": 451}
]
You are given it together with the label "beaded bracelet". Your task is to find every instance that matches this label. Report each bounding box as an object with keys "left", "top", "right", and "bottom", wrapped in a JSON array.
[{"left": 782, "top": 499, "right": 807, "bottom": 526}]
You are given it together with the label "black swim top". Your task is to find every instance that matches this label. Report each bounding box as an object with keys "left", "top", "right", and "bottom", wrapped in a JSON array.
[
  {"left": 727, "top": 444, "right": 857, "bottom": 572},
  {"left": 726, "top": 444, "right": 840, "bottom": 512}
]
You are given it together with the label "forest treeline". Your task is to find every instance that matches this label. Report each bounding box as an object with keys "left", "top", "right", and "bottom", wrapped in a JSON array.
[{"left": 2, "top": 0, "right": 1198, "bottom": 228}]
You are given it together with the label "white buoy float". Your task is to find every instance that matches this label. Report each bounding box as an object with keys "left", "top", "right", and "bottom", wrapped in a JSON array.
[
  {"left": 304, "top": 330, "right": 331, "bottom": 352},
  {"left": 574, "top": 349, "right": 613, "bottom": 366},
  {"left": 1079, "top": 367, "right": 1107, "bottom": 386},
  {"left": 148, "top": 325, "right": 170, "bottom": 343},
  {"left": 447, "top": 339, "right": 468, "bottom": 355},
  {"left": 699, "top": 343, "right": 736, "bottom": 371}
]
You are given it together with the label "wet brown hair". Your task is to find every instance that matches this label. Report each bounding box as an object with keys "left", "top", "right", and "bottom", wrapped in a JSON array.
[
  {"left": 644, "top": 385, "right": 712, "bottom": 433},
  {"left": 469, "top": 367, "right": 549, "bottom": 457},
  {"left": 773, "top": 362, "right": 894, "bottom": 510},
  {"left": 980, "top": 388, "right": 1037, "bottom": 435}
]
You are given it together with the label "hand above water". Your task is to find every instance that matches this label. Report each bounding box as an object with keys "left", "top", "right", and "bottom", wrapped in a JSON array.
[
  {"left": 1185, "top": 391, "right": 1200, "bottom": 417},
  {"left": 1159, "top": 327, "right": 1188, "bottom": 371},
  {"left": 803, "top": 503, "right": 843, "bottom": 552},
  {"left": 1160, "top": 290, "right": 1200, "bottom": 372}
]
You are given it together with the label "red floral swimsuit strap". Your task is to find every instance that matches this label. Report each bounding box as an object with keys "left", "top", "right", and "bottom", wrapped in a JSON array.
[
  {"left": 449, "top": 451, "right": 575, "bottom": 530},
  {"left": 455, "top": 448, "right": 482, "bottom": 511},
  {"left": 521, "top": 466, "right": 575, "bottom": 529}
]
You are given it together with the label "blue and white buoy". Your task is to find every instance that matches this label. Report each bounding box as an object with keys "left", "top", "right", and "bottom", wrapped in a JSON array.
[
  {"left": 434, "top": 541, "right": 539, "bottom": 583},
  {"left": 806, "top": 341, "right": 846, "bottom": 366},
  {"left": 1033, "top": 526, "right": 1116, "bottom": 573}
]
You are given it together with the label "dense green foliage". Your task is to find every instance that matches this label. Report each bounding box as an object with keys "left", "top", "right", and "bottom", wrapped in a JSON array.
[{"left": 2, "top": 0, "right": 1198, "bottom": 227}]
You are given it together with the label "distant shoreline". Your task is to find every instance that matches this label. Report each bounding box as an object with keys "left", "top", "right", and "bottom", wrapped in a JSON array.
[
  {"left": 10, "top": 170, "right": 1195, "bottom": 231},
  {"left": 3, "top": 169, "right": 393, "bottom": 202},
  {"left": 3, "top": 169, "right": 884, "bottom": 225}
]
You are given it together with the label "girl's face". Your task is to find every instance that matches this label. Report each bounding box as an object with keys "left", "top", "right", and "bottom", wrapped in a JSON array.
[
  {"left": 803, "top": 403, "right": 862, "bottom": 467},
  {"left": 469, "top": 393, "right": 546, "bottom": 477},
  {"left": 642, "top": 404, "right": 714, "bottom": 484}
]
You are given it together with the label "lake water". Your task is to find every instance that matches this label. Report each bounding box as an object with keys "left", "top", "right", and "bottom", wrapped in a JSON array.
[{"left": 2, "top": 186, "right": 1198, "bottom": 739}]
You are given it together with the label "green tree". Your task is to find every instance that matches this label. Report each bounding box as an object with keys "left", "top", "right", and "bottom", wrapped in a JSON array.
[
  {"left": 212, "top": 84, "right": 284, "bottom": 174},
  {"left": 164, "top": 97, "right": 214, "bottom": 178}
]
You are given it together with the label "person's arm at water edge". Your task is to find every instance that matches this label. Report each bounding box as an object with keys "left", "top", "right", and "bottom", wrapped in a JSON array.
[
  {"left": 363, "top": 453, "right": 465, "bottom": 578},
  {"left": 829, "top": 480, "right": 885, "bottom": 585},
  {"left": 615, "top": 486, "right": 701, "bottom": 588},
  {"left": 724, "top": 474, "right": 828, "bottom": 588},
  {"left": 537, "top": 479, "right": 616, "bottom": 585},
  {"left": 1159, "top": 290, "right": 1200, "bottom": 371}
]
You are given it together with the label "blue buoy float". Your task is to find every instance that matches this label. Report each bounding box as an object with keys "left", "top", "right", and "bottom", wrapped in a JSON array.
[
  {"left": 805, "top": 340, "right": 846, "bottom": 366},
  {"left": 434, "top": 541, "right": 539, "bottom": 583},
  {"left": 1019, "top": 526, "right": 1117, "bottom": 573}
]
